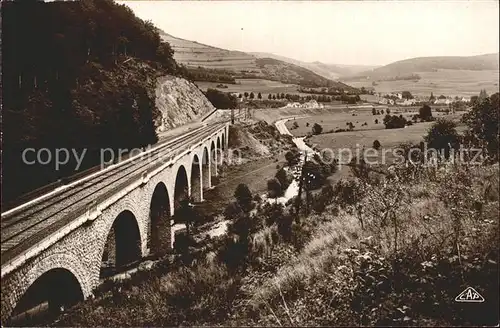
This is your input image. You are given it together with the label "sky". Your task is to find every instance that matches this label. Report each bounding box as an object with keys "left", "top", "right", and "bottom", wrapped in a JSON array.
[{"left": 118, "top": 1, "right": 499, "bottom": 66}]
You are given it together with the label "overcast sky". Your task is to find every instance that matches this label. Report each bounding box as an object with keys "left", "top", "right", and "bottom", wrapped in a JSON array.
[{"left": 118, "top": 1, "right": 499, "bottom": 66}]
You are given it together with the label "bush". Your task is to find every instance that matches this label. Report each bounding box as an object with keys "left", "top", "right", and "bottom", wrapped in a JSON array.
[
  {"left": 277, "top": 213, "right": 294, "bottom": 242},
  {"left": 333, "top": 179, "right": 364, "bottom": 207},
  {"left": 373, "top": 139, "right": 381, "bottom": 150}
]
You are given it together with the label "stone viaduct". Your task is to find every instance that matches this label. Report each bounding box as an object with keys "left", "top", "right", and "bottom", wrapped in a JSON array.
[{"left": 1, "top": 124, "right": 230, "bottom": 323}]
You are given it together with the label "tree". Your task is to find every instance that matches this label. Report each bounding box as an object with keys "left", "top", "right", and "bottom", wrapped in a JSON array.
[
  {"left": 257, "top": 92, "right": 262, "bottom": 99},
  {"left": 267, "top": 178, "right": 282, "bottom": 199},
  {"left": 402, "top": 91, "right": 413, "bottom": 100},
  {"left": 462, "top": 92, "right": 499, "bottom": 159},
  {"left": 280, "top": 92, "right": 285, "bottom": 99},
  {"left": 478, "top": 89, "right": 489, "bottom": 101},
  {"left": 267, "top": 94, "right": 272, "bottom": 100},
  {"left": 419, "top": 104, "right": 433, "bottom": 121},
  {"left": 249, "top": 92, "right": 255, "bottom": 99},
  {"left": 375, "top": 119, "right": 379, "bottom": 124},
  {"left": 372, "top": 108, "right": 377, "bottom": 115},
  {"left": 386, "top": 108, "right": 391, "bottom": 115},
  {"left": 238, "top": 93, "right": 242, "bottom": 98},
  {"left": 424, "top": 118, "right": 460, "bottom": 159},
  {"left": 234, "top": 183, "right": 253, "bottom": 212},
  {"left": 383, "top": 114, "right": 407, "bottom": 129},
  {"left": 275, "top": 167, "right": 292, "bottom": 191},
  {"left": 373, "top": 139, "right": 381, "bottom": 150},
  {"left": 272, "top": 94, "right": 276, "bottom": 100},
  {"left": 312, "top": 123, "right": 323, "bottom": 135},
  {"left": 285, "top": 148, "right": 301, "bottom": 166},
  {"left": 244, "top": 92, "right": 249, "bottom": 98},
  {"left": 205, "top": 88, "right": 238, "bottom": 109},
  {"left": 429, "top": 92, "right": 435, "bottom": 102}
]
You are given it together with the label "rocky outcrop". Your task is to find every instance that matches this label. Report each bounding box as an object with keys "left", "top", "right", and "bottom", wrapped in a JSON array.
[{"left": 155, "top": 76, "right": 215, "bottom": 132}]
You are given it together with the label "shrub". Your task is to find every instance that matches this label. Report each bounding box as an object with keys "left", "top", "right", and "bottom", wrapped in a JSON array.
[
  {"left": 277, "top": 213, "right": 294, "bottom": 242},
  {"left": 333, "top": 179, "right": 364, "bottom": 207},
  {"left": 373, "top": 139, "right": 381, "bottom": 150}
]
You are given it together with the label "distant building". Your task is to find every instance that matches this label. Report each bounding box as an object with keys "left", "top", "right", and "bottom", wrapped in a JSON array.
[
  {"left": 395, "top": 98, "right": 416, "bottom": 106},
  {"left": 461, "top": 96, "right": 471, "bottom": 103},
  {"left": 434, "top": 98, "right": 452, "bottom": 105}
]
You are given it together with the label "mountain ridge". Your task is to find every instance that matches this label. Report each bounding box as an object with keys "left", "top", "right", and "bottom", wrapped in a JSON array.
[{"left": 343, "top": 53, "right": 499, "bottom": 81}]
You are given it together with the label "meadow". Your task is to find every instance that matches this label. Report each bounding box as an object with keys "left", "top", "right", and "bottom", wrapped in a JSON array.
[
  {"left": 346, "top": 69, "right": 499, "bottom": 97},
  {"left": 196, "top": 78, "right": 311, "bottom": 99}
]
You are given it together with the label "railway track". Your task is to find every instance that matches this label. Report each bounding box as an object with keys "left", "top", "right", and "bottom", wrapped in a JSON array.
[{"left": 1, "top": 121, "right": 226, "bottom": 266}]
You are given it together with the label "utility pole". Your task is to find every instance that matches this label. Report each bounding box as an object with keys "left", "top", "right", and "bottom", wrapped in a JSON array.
[{"left": 231, "top": 107, "right": 234, "bottom": 124}]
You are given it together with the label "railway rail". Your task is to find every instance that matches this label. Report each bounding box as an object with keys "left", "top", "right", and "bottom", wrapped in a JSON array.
[{"left": 1, "top": 121, "right": 227, "bottom": 266}]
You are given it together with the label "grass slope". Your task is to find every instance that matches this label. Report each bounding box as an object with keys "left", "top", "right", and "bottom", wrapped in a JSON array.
[{"left": 160, "top": 31, "right": 358, "bottom": 90}]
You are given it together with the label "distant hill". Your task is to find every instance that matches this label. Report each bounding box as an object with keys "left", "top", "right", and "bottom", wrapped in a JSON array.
[
  {"left": 343, "top": 53, "right": 500, "bottom": 81},
  {"left": 251, "top": 52, "right": 379, "bottom": 80},
  {"left": 160, "top": 31, "right": 358, "bottom": 90}
]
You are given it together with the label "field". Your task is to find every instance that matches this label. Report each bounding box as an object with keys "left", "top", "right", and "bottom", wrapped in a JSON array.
[
  {"left": 345, "top": 69, "right": 499, "bottom": 97},
  {"left": 161, "top": 32, "right": 258, "bottom": 71},
  {"left": 195, "top": 78, "right": 302, "bottom": 97},
  {"left": 284, "top": 107, "right": 465, "bottom": 173}
]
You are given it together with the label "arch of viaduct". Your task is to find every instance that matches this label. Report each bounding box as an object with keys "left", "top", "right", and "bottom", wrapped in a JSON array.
[{"left": 1, "top": 125, "right": 229, "bottom": 323}]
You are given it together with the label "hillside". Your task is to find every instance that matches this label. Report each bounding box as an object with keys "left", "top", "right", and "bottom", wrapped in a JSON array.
[
  {"left": 1, "top": 0, "right": 210, "bottom": 205},
  {"left": 160, "top": 31, "right": 358, "bottom": 90},
  {"left": 251, "top": 52, "right": 379, "bottom": 79},
  {"left": 155, "top": 75, "right": 215, "bottom": 131},
  {"left": 343, "top": 53, "right": 500, "bottom": 81},
  {"left": 254, "top": 57, "right": 358, "bottom": 91},
  {"left": 342, "top": 53, "right": 499, "bottom": 96},
  {"left": 161, "top": 32, "right": 258, "bottom": 71}
]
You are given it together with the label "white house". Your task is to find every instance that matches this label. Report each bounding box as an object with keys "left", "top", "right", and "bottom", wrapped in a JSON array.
[{"left": 434, "top": 98, "right": 452, "bottom": 105}]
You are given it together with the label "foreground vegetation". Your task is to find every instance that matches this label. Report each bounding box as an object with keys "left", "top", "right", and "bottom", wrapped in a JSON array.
[
  {"left": 50, "top": 92, "right": 499, "bottom": 326},
  {"left": 53, "top": 159, "right": 499, "bottom": 326}
]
